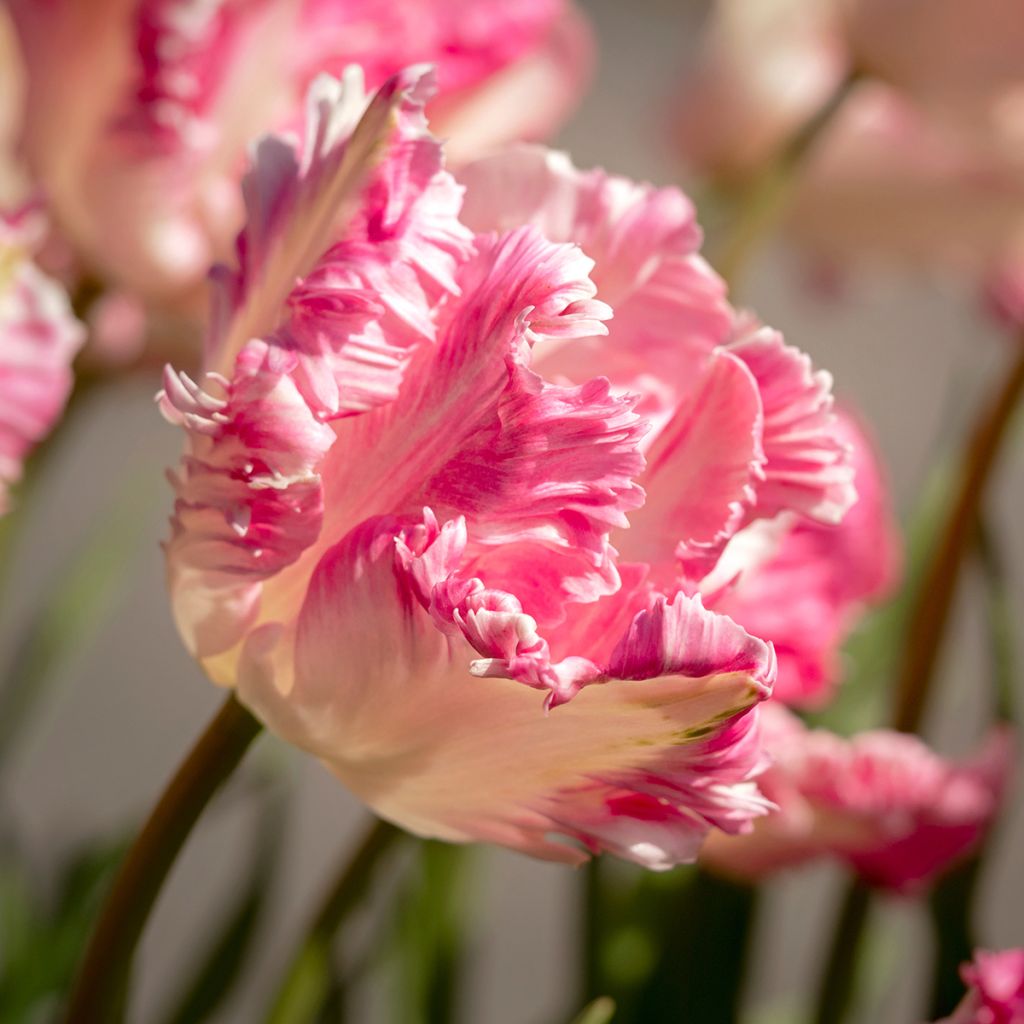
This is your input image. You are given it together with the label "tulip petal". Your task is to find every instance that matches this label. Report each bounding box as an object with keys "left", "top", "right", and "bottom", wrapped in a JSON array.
[
  {"left": 458, "top": 145, "right": 733, "bottom": 425},
  {"left": 210, "top": 64, "right": 445, "bottom": 375},
  {"left": 617, "top": 347, "right": 765, "bottom": 581},
  {"left": 729, "top": 325, "right": 856, "bottom": 525},
  {"left": 240, "top": 511, "right": 774, "bottom": 868}
]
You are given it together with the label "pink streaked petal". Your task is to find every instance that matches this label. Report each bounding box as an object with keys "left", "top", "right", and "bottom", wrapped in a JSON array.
[
  {"left": 618, "top": 347, "right": 764, "bottom": 581},
  {"left": 728, "top": 324, "right": 856, "bottom": 526},
  {"left": 314, "top": 227, "right": 637, "bottom": 586},
  {"left": 240, "top": 512, "right": 773, "bottom": 867},
  {"left": 457, "top": 144, "right": 733, "bottom": 424},
  {"left": 404, "top": 508, "right": 776, "bottom": 710},
  {"left": 0, "top": 212, "right": 85, "bottom": 513},
  {"left": 161, "top": 340, "right": 334, "bottom": 656},
  {"left": 209, "top": 65, "right": 440, "bottom": 376}
]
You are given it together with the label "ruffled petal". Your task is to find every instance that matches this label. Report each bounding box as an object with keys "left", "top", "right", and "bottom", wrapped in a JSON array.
[
  {"left": 457, "top": 145, "right": 733, "bottom": 425},
  {"left": 160, "top": 341, "right": 335, "bottom": 658},
  {"left": 728, "top": 324, "right": 856, "bottom": 526},
  {"left": 209, "top": 64, "right": 446, "bottom": 375},
  {"left": 306, "top": 226, "right": 642, "bottom": 607},
  {"left": 240, "top": 511, "right": 775, "bottom": 868},
  {"left": 164, "top": 68, "right": 474, "bottom": 656},
  {"left": 0, "top": 209, "right": 85, "bottom": 514}
]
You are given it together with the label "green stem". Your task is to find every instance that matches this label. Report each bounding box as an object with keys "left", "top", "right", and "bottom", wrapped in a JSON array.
[
  {"left": 265, "top": 819, "right": 402, "bottom": 1024},
  {"left": 712, "top": 70, "right": 861, "bottom": 293},
  {"left": 811, "top": 880, "right": 872, "bottom": 1024},
  {"left": 892, "top": 341, "right": 1024, "bottom": 733},
  {"left": 63, "top": 694, "right": 262, "bottom": 1023}
]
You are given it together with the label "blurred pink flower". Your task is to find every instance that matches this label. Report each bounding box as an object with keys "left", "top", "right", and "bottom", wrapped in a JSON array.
[
  {"left": 160, "top": 72, "right": 857, "bottom": 868},
  {"left": 673, "top": 0, "right": 1024, "bottom": 288},
  {"left": 703, "top": 705, "right": 1014, "bottom": 890},
  {"left": 939, "top": 949, "right": 1024, "bottom": 1024},
  {"left": 7, "top": 0, "right": 592, "bottom": 304},
  {"left": 0, "top": 206, "right": 85, "bottom": 513}
]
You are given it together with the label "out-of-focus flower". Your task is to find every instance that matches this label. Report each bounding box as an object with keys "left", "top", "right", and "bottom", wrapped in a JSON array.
[
  {"left": 938, "top": 949, "right": 1024, "bottom": 1024},
  {"left": 160, "top": 71, "right": 856, "bottom": 868},
  {"left": 0, "top": 206, "right": 85, "bottom": 513},
  {"left": 710, "top": 410, "right": 900, "bottom": 707},
  {"left": 673, "top": 0, "right": 1024, "bottom": 289},
  {"left": 7, "top": 0, "right": 592, "bottom": 307},
  {"left": 703, "top": 705, "right": 1014, "bottom": 890}
]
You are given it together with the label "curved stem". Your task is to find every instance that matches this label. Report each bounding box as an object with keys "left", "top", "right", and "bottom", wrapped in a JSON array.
[
  {"left": 811, "top": 880, "right": 872, "bottom": 1024},
  {"left": 893, "top": 341, "right": 1024, "bottom": 733},
  {"left": 64, "top": 694, "right": 262, "bottom": 1023},
  {"left": 712, "top": 70, "right": 861, "bottom": 293},
  {"left": 265, "top": 818, "right": 402, "bottom": 1024}
]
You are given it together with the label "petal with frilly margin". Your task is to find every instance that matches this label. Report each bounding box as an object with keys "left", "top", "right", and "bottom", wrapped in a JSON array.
[
  {"left": 729, "top": 324, "right": 855, "bottom": 526},
  {"left": 457, "top": 145, "right": 734, "bottom": 426},
  {"left": 307, "top": 226, "right": 642, "bottom": 611},
  {"left": 209, "top": 65, "right": 448, "bottom": 376},
  {"left": 239, "top": 511, "right": 775, "bottom": 868},
  {"left": 712, "top": 410, "right": 900, "bottom": 706}
]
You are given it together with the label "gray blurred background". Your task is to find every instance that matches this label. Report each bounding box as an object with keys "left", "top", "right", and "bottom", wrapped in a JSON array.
[{"left": 2, "top": 0, "right": 1021, "bottom": 1021}]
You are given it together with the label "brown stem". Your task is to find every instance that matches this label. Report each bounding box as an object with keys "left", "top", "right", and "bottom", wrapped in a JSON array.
[
  {"left": 64, "top": 694, "right": 263, "bottom": 1023},
  {"left": 893, "top": 341, "right": 1024, "bottom": 733}
]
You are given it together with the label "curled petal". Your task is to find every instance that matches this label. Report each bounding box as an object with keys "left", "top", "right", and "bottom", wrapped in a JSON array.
[
  {"left": 729, "top": 324, "right": 855, "bottom": 526},
  {"left": 210, "top": 65, "right": 445, "bottom": 374},
  {"left": 314, "top": 226, "right": 639, "bottom": 609},
  {"left": 240, "top": 511, "right": 774, "bottom": 867},
  {"left": 161, "top": 341, "right": 334, "bottom": 657},
  {"left": 458, "top": 144, "right": 733, "bottom": 423}
]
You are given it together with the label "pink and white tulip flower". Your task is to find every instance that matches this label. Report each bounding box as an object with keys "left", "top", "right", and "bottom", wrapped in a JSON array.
[
  {"left": 939, "top": 949, "right": 1024, "bottom": 1024},
  {"left": 7, "top": 0, "right": 591, "bottom": 306},
  {"left": 0, "top": 206, "right": 84, "bottom": 514},
  {"left": 160, "top": 68, "right": 857, "bottom": 868},
  {"left": 703, "top": 705, "right": 1013, "bottom": 890},
  {"left": 673, "top": 0, "right": 1024, "bottom": 289}
]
